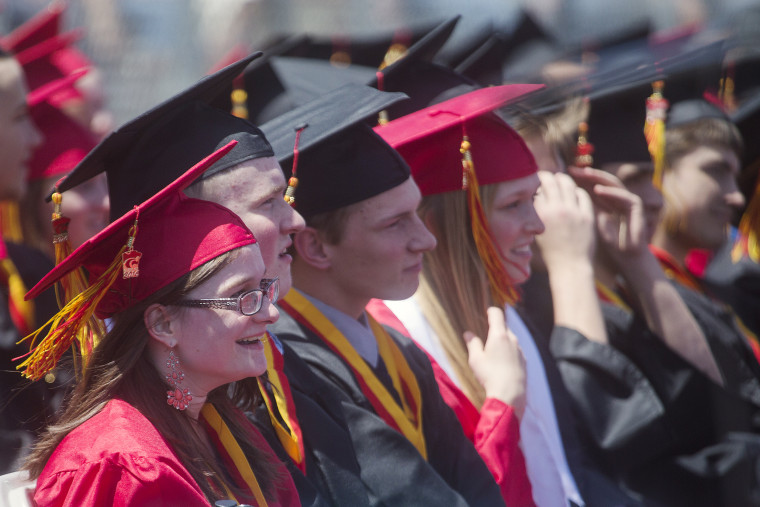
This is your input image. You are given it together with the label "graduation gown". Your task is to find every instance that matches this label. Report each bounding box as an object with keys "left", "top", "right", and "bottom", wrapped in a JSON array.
[
  {"left": 366, "top": 298, "right": 535, "bottom": 507},
  {"left": 552, "top": 295, "right": 760, "bottom": 507},
  {"left": 252, "top": 336, "right": 371, "bottom": 507},
  {"left": 35, "top": 399, "right": 299, "bottom": 507},
  {"left": 0, "top": 243, "right": 65, "bottom": 474},
  {"left": 271, "top": 291, "right": 505, "bottom": 506},
  {"left": 703, "top": 242, "right": 760, "bottom": 338}
]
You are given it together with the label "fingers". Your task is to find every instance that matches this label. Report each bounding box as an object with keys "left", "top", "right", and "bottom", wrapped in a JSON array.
[
  {"left": 485, "top": 306, "right": 507, "bottom": 337},
  {"left": 463, "top": 330, "right": 485, "bottom": 362},
  {"left": 569, "top": 166, "right": 625, "bottom": 190}
]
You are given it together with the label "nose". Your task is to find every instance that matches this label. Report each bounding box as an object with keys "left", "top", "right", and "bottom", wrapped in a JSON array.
[
  {"left": 253, "top": 296, "right": 279, "bottom": 325},
  {"left": 725, "top": 183, "right": 746, "bottom": 210},
  {"left": 280, "top": 199, "right": 306, "bottom": 235},
  {"left": 410, "top": 215, "right": 437, "bottom": 253},
  {"left": 526, "top": 203, "right": 546, "bottom": 235},
  {"left": 26, "top": 118, "right": 43, "bottom": 150}
]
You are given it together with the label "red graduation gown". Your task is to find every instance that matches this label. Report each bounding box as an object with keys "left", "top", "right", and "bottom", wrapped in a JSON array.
[{"left": 34, "top": 399, "right": 298, "bottom": 507}]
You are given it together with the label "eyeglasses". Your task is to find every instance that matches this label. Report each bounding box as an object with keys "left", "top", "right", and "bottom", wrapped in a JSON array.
[{"left": 174, "top": 277, "right": 279, "bottom": 316}]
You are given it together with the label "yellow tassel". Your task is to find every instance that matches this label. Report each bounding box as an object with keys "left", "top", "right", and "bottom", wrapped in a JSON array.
[
  {"left": 0, "top": 258, "right": 35, "bottom": 336},
  {"left": 0, "top": 201, "right": 24, "bottom": 243},
  {"left": 732, "top": 174, "right": 760, "bottom": 264},
  {"left": 231, "top": 88, "right": 249, "bottom": 120},
  {"left": 16, "top": 243, "right": 127, "bottom": 381},
  {"left": 575, "top": 121, "right": 594, "bottom": 168},
  {"left": 51, "top": 192, "right": 106, "bottom": 375},
  {"left": 645, "top": 81, "right": 668, "bottom": 190},
  {"left": 461, "top": 136, "right": 520, "bottom": 307}
]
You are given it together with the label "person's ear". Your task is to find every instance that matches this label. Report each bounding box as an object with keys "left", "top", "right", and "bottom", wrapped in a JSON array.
[
  {"left": 144, "top": 304, "right": 178, "bottom": 348},
  {"left": 293, "top": 227, "right": 332, "bottom": 270}
]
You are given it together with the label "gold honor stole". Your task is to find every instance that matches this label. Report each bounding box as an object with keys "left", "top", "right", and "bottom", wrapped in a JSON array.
[
  {"left": 650, "top": 245, "right": 760, "bottom": 365},
  {"left": 200, "top": 404, "right": 268, "bottom": 507},
  {"left": 595, "top": 280, "right": 632, "bottom": 313},
  {"left": 280, "top": 290, "right": 428, "bottom": 460},
  {"left": 258, "top": 334, "right": 306, "bottom": 473}
]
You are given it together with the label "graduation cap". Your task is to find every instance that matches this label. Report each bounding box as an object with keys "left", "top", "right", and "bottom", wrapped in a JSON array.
[
  {"left": 1, "top": 1, "right": 66, "bottom": 52},
  {"left": 277, "top": 20, "right": 442, "bottom": 68},
  {"left": 666, "top": 99, "right": 731, "bottom": 128},
  {"left": 28, "top": 95, "right": 98, "bottom": 182},
  {"left": 18, "top": 141, "right": 255, "bottom": 380},
  {"left": 375, "top": 85, "right": 543, "bottom": 306},
  {"left": 56, "top": 52, "right": 274, "bottom": 221},
  {"left": 260, "top": 84, "right": 409, "bottom": 219},
  {"left": 585, "top": 77, "right": 657, "bottom": 168},
  {"left": 455, "top": 10, "right": 556, "bottom": 86}
]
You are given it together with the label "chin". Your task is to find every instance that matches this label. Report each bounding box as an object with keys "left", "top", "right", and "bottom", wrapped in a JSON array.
[{"left": 506, "top": 265, "right": 531, "bottom": 286}]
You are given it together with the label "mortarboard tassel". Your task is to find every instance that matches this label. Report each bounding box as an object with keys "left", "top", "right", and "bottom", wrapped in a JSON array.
[
  {"left": 0, "top": 200, "right": 35, "bottom": 337},
  {"left": 645, "top": 80, "right": 668, "bottom": 190},
  {"left": 0, "top": 201, "right": 23, "bottom": 242},
  {"left": 284, "top": 124, "right": 308, "bottom": 206},
  {"left": 719, "top": 62, "right": 737, "bottom": 114},
  {"left": 230, "top": 74, "right": 249, "bottom": 120},
  {"left": 51, "top": 190, "right": 106, "bottom": 375},
  {"left": 461, "top": 131, "right": 520, "bottom": 307},
  {"left": 732, "top": 171, "right": 760, "bottom": 264},
  {"left": 375, "top": 71, "right": 390, "bottom": 126},
  {"left": 575, "top": 121, "right": 594, "bottom": 168},
  {"left": 16, "top": 214, "right": 141, "bottom": 381}
]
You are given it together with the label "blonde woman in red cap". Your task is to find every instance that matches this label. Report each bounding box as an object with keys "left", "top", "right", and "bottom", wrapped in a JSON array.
[
  {"left": 370, "top": 86, "right": 639, "bottom": 507},
  {"left": 18, "top": 143, "right": 298, "bottom": 506}
]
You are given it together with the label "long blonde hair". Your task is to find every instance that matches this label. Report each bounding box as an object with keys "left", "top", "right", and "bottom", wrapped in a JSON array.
[{"left": 416, "top": 184, "right": 499, "bottom": 408}]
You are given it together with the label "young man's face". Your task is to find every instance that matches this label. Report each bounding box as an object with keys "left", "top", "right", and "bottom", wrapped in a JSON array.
[
  {"left": 662, "top": 144, "right": 744, "bottom": 251},
  {"left": 191, "top": 156, "right": 306, "bottom": 295},
  {"left": 604, "top": 161, "right": 663, "bottom": 242},
  {"left": 0, "top": 58, "right": 42, "bottom": 201},
  {"left": 323, "top": 177, "right": 437, "bottom": 303}
]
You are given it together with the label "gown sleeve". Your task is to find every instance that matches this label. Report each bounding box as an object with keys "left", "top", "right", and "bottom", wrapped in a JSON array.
[{"left": 34, "top": 454, "right": 209, "bottom": 507}]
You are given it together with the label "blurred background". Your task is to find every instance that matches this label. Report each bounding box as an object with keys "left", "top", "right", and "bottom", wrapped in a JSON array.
[{"left": 0, "top": 0, "right": 757, "bottom": 125}]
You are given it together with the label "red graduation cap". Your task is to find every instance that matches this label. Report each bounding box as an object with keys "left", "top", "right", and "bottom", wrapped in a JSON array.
[
  {"left": 375, "top": 84, "right": 543, "bottom": 196},
  {"left": 18, "top": 140, "right": 256, "bottom": 380},
  {"left": 374, "top": 84, "right": 543, "bottom": 307},
  {"left": 1, "top": 1, "right": 66, "bottom": 52}
]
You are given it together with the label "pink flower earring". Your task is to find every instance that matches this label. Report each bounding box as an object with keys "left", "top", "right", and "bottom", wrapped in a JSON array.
[{"left": 166, "top": 349, "right": 192, "bottom": 410}]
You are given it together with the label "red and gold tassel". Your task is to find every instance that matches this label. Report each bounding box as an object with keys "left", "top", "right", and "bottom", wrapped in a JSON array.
[
  {"left": 285, "top": 124, "right": 307, "bottom": 206},
  {"left": 575, "top": 121, "right": 594, "bottom": 168},
  {"left": 461, "top": 132, "right": 520, "bottom": 307},
  {"left": 16, "top": 217, "right": 140, "bottom": 381},
  {"left": 645, "top": 81, "right": 668, "bottom": 190},
  {"left": 230, "top": 74, "right": 248, "bottom": 120},
  {"left": 732, "top": 173, "right": 760, "bottom": 264}
]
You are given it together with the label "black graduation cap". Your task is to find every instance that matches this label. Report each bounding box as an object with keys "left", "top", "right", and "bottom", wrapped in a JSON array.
[
  {"left": 57, "top": 52, "right": 274, "bottom": 221},
  {"left": 260, "top": 84, "right": 409, "bottom": 219},
  {"left": 729, "top": 91, "right": 760, "bottom": 201},
  {"left": 666, "top": 99, "right": 731, "bottom": 128},
  {"left": 455, "top": 10, "right": 556, "bottom": 86},
  {"left": 277, "top": 20, "right": 443, "bottom": 68},
  {"left": 585, "top": 76, "right": 657, "bottom": 167}
]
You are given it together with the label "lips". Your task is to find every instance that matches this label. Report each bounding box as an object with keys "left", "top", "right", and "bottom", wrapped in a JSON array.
[{"left": 236, "top": 334, "right": 266, "bottom": 345}]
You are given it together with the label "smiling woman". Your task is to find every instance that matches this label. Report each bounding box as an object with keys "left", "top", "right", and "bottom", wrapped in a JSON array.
[{"left": 18, "top": 143, "right": 297, "bottom": 507}]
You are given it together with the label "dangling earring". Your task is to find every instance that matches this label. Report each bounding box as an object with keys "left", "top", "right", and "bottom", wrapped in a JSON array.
[{"left": 165, "top": 349, "right": 192, "bottom": 410}]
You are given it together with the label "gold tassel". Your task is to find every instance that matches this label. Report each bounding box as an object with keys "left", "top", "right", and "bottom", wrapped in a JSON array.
[
  {"left": 645, "top": 81, "right": 668, "bottom": 190},
  {"left": 231, "top": 88, "right": 249, "bottom": 120},
  {"left": 0, "top": 201, "right": 24, "bottom": 242},
  {"left": 51, "top": 191, "right": 106, "bottom": 375},
  {"left": 461, "top": 135, "right": 520, "bottom": 307},
  {"left": 732, "top": 174, "right": 760, "bottom": 264}
]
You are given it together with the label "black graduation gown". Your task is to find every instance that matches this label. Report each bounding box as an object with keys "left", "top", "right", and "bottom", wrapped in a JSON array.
[
  {"left": 252, "top": 338, "right": 371, "bottom": 507},
  {"left": 702, "top": 242, "right": 760, "bottom": 338},
  {"left": 0, "top": 243, "right": 63, "bottom": 473},
  {"left": 270, "top": 307, "right": 506, "bottom": 507},
  {"left": 552, "top": 298, "right": 760, "bottom": 507}
]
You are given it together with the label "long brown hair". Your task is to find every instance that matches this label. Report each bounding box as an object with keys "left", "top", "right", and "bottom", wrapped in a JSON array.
[
  {"left": 415, "top": 184, "right": 499, "bottom": 408},
  {"left": 23, "top": 250, "right": 283, "bottom": 502}
]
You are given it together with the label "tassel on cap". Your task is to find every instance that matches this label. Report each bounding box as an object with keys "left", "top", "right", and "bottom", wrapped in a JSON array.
[
  {"left": 376, "top": 71, "right": 390, "bottom": 126},
  {"left": 732, "top": 171, "right": 760, "bottom": 264},
  {"left": 16, "top": 216, "right": 140, "bottom": 381},
  {"left": 50, "top": 190, "right": 106, "bottom": 375},
  {"left": 284, "top": 124, "right": 308, "bottom": 206},
  {"left": 460, "top": 127, "right": 520, "bottom": 307},
  {"left": 230, "top": 74, "right": 249, "bottom": 120},
  {"left": 645, "top": 80, "right": 668, "bottom": 190},
  {"left": 575, "top": 121, "right": 594, "bottom": 168}
]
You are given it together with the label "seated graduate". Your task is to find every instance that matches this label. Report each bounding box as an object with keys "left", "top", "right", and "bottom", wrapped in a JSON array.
[
  {"left": 55, "top": 55, "right": 372, "bottom": 506},
  {"left": 261, "top": 86, "right": 505, "bottom": 506},
  {"left": 18, "top": 142, "right": 298, "bottom": 506},
  {"left": 542, "top": 83, "right": 760, "bottom": 505},
  {"left": 369, "top": 84, "right": 625, "bottom": 507}
]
